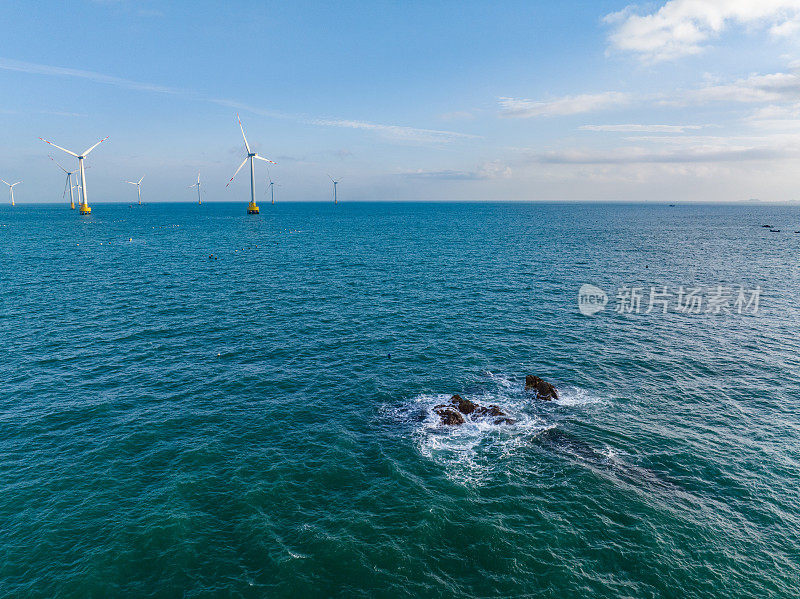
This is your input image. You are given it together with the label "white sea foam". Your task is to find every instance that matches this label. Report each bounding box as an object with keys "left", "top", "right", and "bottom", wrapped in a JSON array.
[
  {"left": 411, "top": 390, "right": 549, "bottom": 486},
  {"left": 405, "top": 375, "right": 607, "bottom": 485},
  {"left": 553, "top": 386, "right": 606, "bottom": 407}
]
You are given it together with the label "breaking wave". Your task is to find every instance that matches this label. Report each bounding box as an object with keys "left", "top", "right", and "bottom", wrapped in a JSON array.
[{"left": 392, "top": 372, "right": 607, "bottom": 486}]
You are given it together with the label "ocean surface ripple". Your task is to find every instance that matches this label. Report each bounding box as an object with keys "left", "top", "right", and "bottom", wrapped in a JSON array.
[{"left": 1, "top": 202, "right": 799, "bottom": 598}]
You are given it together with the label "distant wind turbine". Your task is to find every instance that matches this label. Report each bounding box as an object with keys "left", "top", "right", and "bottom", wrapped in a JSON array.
[
  {"left": 188, "top": 171, "right": 202, "bottom": 205},
  {"left": 266, "top": 167, "right": 280, "bottom": 204},
  {"left": 226, "top": 114, "right": 276, "bottom": 214},
  {"left": 125, "top": 176, "right": 145, "bottom": 205},
  {"left": 328, "top": 174, "right": 342, "bottom": 204},
  {"left": 1, "top": 179, "right": 21, "bottom": 206},
  {"left": 39, "top": 136, "right": 108, "bottom": 215},
  {"left": 50, "top": 155, "right": 80, "bottom": 209}
]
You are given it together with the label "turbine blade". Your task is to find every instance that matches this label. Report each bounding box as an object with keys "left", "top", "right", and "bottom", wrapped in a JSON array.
[
  {"left": 49, "top": 155, "right": 69, "bottom": 173},
  {"left": 237, "top": 114, "right": 251, "bottom": 154},
  {"left": 327, "top": 173, "right": 334, "bottom": 182},
  {"left": 0, "top": 179, "right": 8, "bottom": 186},
  {"left": 82, "top": 136, "right": 109, "bottom": 156},
  {"left": 254, "top": 155, "right": 276, "bottom": 165},
  {"left": 39, "top": 137, "right": 78, "bottom": 157},
  {"left": 138, "top": 176, "right": 145, "bottom": 184},
  {"left": 226, "top": 157, "right": 249, "bottom": 187}
]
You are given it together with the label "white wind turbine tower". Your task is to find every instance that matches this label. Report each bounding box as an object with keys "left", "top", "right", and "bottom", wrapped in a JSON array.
[
  {"left": 328, "top": 174, "right": 342, "bottom": 204},
  {"left": 125, "top": 176, "right": 145, "bottom": 205},
  {"left": 226, "top": 114, "right": 276, "bottom": 214},
  {"left": 1, "top": 180, "right": 21, "bottom": 206},
  {"left": 266, "top": 167, "right": 280, "bottom": 204},
  {"left": 188, "top": 171, "right": 202, "bottom": 205},
  {"left": 39, "top": 135, "right": 108, "bottom": 215},
  {"left": 50, "top": 155, "right": 80, "bottom": 209}
]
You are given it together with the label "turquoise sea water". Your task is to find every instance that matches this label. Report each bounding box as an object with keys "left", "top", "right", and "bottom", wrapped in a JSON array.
[{"left": 1, "top": 202, "right": 799, "bottom": 598}]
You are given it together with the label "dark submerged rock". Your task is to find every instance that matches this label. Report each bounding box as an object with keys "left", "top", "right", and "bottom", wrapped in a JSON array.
[
  {"left": 474, "top": 405, "right": 505, "bottom": 417},
  {"left": 450, "top": 394, "right": 477, "bottom": 415},
  {"left": 434, "top": 406, "right": 465, "bottom": 426},
  {"left": 433, "top": 394, "right": 515, "bottom": 426},
  {"left": 525, "top": 375, "right": 559, "bottom": 401}
]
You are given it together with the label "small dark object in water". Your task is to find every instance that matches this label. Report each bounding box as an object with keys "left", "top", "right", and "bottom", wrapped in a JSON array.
[
  {"left": 770, "top": 229, "right": 781, "bottom": 233},
  {"left": 387, "top": 353, "right": 391, "bottom": 359},
  {"left": 762, "top": 224, "right": 772, "bottom": 228},
  {"left": 208, "top": 254, "right": 214, "bottom": 260},
  {"left": 525, "top": 375, "right": 559, "bottom": 400},
  {"left": 450, "top": 394, "right": 478, "bottom": 415},
  {"left": 795, "top": 231, "right": 800, "bottom": 234},
  {"left": 434, "top": 406, "right": 465, "bottom": 426},
  {"left": 494, "top": 417, "right": 517, "bottom": 425}
]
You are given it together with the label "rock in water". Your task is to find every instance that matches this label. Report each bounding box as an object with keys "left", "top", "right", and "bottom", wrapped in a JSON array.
[
  {"left": 474, "top": 405, "right": 505, "bottom": 417},
  {"left": 433, "top": 394, "right": 513, "bottom": 425},
  {"left": 525, "top": 375, "right": 559, "bottom": 401},
  {"left": 434, "top": 406, "right": 465, "bottom": 426},
  {"left": 450, "top": 394, "right": 477, "bottom": 415}
]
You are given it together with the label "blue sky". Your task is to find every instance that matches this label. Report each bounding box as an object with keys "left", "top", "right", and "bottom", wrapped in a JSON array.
[{"left": 2, "top": 0, "right": 800, "bottom": 203}]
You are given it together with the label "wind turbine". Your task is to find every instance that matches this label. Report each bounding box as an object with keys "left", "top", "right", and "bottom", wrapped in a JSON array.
[
  {"left": 1, "top": 180, "right": 21, "bottom": 206},
  {"left": 125, "top": 176, "right": 145, "bottom": 205},
  {"left": 39, "top": 135, "right": 108, "bottom": 215},
  {"left": 266, "top": 167, "right": 280, "bottom": 204},
  {"left": 188, "top": 171, "right": 202, "bottom": 205},
  {"left": 328, "top": 174, "right": 342, "bottom": 204},
  {"left": 50, "top": 156, "right": 80, "bottom": 209},
  {"left": 226, "top": 114, "right": 276, "bottom": 214}
]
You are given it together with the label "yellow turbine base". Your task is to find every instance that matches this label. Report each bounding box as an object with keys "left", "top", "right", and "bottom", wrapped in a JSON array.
[
  {"left": 70, "top": 201, "right": 75, "bottom": 209},
  {"left": 247, "top": 202, "right": 260, "bottom": 214},
  {"left": 79, "top": 205, "right": 92, "bottom": 215}
]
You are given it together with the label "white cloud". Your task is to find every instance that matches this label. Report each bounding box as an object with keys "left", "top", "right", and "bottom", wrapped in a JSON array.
[
  {"left": 526, "top": 140, "right": 799, "bottom": 165},
  {"left": 498, "top": 92, "right": 629, "bottom": 117},
  {"left": 744, "top": 103, "right": 800, "bottom": 129},
  {"left": 309, "top": 118, "right": 477, "bottom": 144},
  {"left": 0, "top": 57, "right": 183, "bottom": 95},
  {"left": 683, "top": 70, "right": 800, "bottom": 104},
  {"left": 402, "top": 161, "right": 511, "bottom": 180},
  {"left": 580, "top": 124, "right": 703, "bottom": 132},
  {"left": 0, "top": 57, "right": 474, "bottom": 146},
  {"left": 606, "top": 0, "right": 800, "bottom": 62}
]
